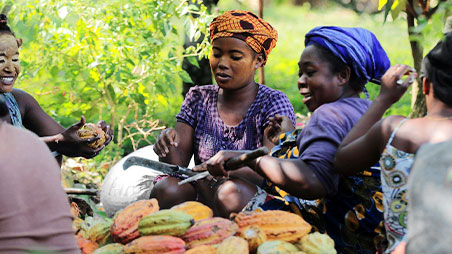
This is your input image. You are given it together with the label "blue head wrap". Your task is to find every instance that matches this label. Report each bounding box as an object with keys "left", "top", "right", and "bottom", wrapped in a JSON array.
[{"left": 305, "top": 26, "right": 390, "bottom": 89}]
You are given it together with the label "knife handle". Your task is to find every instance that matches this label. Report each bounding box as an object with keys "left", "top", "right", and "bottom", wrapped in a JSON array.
[{"left": 224, "top": 146, "right": 269, "bottom": 171}]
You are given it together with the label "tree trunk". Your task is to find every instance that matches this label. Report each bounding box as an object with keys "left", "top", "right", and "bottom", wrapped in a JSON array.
[{"left": 407, "top": 11, "right": 427, "bottom": 118}]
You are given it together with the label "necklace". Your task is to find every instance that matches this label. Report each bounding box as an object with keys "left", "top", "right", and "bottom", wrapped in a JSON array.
[{"left": 424, "top": 115, "right": 452, "bottom": 120}]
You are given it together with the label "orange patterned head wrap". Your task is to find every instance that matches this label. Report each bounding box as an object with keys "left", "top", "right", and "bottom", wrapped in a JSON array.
[{"left": 210, "top": 10, "right": 278, "bottom": 65}]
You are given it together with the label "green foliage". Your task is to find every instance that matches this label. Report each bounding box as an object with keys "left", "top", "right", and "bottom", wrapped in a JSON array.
[{"left": 3, "top": 0, "right": 212, "bottom": 160}]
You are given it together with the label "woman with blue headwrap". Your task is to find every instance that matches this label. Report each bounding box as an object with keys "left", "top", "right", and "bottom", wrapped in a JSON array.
[{"left": 198, "top": 26, "right": 391, "bottom": 254}]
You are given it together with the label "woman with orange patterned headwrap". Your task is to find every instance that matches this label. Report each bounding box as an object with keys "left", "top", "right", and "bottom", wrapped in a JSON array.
[{"left": 151, "top": 10, "right": 296, "bottom": 217}]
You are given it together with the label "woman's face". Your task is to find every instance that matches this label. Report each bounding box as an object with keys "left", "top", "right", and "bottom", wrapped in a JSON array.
[
  {"left": 210, "top": 37, "right": 263, "bottom": 90},
  {"left": 0, "top": 34, "right": 20, "bottom": 93},
  {"left": 297, "top": 45, "right": 343, "bottom": 112}
]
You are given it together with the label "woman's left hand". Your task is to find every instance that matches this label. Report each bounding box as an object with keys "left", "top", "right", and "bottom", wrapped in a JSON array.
[{"left": 193, "top": 150, "right": 245, "bottom": 177}]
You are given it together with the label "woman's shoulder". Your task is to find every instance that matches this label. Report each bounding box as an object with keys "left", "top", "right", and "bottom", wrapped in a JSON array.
[
  {"left": 257, "top": 84, "right": 289, "bottom": 98},
  {"left": 187, "top": 84, "right": 217, "bottom": 95}
]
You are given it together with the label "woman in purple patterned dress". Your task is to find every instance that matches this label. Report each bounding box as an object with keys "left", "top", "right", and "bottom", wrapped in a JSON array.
[{"left": 151, "top": 10, "right": 296, "bottom": 217}]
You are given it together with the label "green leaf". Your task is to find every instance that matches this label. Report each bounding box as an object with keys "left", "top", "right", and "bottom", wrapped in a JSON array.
[
  {"left": 179, "top": 70, "right": 193, "bottom": 84},
  {"left": 391, "top": 0, "right": 406, "bottom": 20},
  {"left": 107, "top": 84, "right": 116, "bottom": 101},
  {"left": 187, "top": 56, "right": 200, "bottom": 69}
]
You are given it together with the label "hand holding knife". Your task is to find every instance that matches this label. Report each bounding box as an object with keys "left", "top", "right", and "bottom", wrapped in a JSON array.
[{"left": 178, "top": 147, "right": 269, "bottom": 185}]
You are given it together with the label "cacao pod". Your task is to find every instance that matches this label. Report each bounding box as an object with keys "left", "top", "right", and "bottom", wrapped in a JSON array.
[
  {"left": 257, "top": 240, "right": 300, "bottom": 254},
  {"left": 234, "top": 210, "right": 311, "bottom": 243},
  {"left": 73, "top": 217, "right": 84, "bottom": 234},
  {"left": 110, "top": 199, "right": 159, "bottom": 244},
  {"left": 138, "top": 209, "right": 194, "bottom": 236},
  {"left": 77, "top": 123, "right": 106, "bottom": 149},
  {"left": 185, "top": 245, "right": 217, "bottom": 254},
  {"left": 124, "top": 235, "right": 185, "bottom": 254},
  {"left": 296, "top": 232, "right": 336, "bottom": 254},
  {"left": 182, "top": 217, "right": 239, "bottom": 249},
  {"left": 87, "top": 220, "right": 113, "bottom": 246},
  {"left": 238, "top": 225, "right": 267, "bottom": 253},
  {"left": 217, "top": 236, "right": 249, "bottom": 254},
  {"left": 76, "top": 233, "right": 99, "bottom": 254},
  {"left": 93, "top": 243, "right": 124, "bottom": 254},
  {"left": 171, "top": 201, "right": 213, "bottom": 221}
]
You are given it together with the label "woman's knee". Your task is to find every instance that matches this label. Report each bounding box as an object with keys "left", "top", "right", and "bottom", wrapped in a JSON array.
[
  {"left": 150, "top": 177, "right": 196, "bottom": 208},
  {"left": 214, "top": 179, "right": 257, "bottom": 216}
]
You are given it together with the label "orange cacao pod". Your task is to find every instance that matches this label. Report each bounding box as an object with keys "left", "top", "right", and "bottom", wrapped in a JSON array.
[
  {"left": 182, "top": 217, "right": 238, "bottom": 249},
  {"left": 238, "top": 225, "right": 267, "bottom": 253},
  {"left": 123, "top": 235, "right": 185, "bottom": 254},
  {"left": 217, "top": 236, "right": 249, "bottom": 254},
  {"left": 76, "top": 233, "right": 99, "bottom": 254},
  {"left": 110, "top": 199, "right": 159, "bottom": 244},
  {"left": 171, "top": 201, "right": 213, "bottom": 221},
  {"left": 185, "top": 245, "right": 217, "bottom": 254},
  {"left": 234, "top": 210, "right": 311, "bottom": 243}
]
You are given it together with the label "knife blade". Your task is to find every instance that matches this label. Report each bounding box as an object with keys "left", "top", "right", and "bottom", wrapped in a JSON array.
[
  {"left": 178, "top": 146, "right": 269, "bottom": 185},
  {"left": 122, "top": 156, "right": 198, "bottom": 177}
]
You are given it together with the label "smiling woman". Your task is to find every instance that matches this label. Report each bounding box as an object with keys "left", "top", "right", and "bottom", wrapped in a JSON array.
[
  {"left": 150, "top": 10, "right": 296, "bottom": 218},
  {"left": 0, "top": 14, "right": 113, "bottom": 163}
]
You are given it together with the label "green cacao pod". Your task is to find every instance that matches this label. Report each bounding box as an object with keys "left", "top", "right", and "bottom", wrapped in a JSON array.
[
  {"left": 257, "top": 240, "right": 300, "bottom": 254},
  {"left": 93, "top": 243, "right": 124, "bottom": 254},
  {"left": 138, "top": 209, "right": 194, "bottom": 237},
  {"left": 87, "top": 220, "right": 113, "bottom": 246}
]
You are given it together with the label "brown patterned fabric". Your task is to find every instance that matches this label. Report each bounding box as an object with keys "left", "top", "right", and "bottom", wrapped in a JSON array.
[{"left": 209, "top": 10, "right": 278, "bottom": 65}]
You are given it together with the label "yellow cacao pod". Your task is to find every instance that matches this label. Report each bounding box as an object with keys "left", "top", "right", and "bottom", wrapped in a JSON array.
[
  {"left": 171, "top": 201, "right": 213, "bottom": 221},
  {"left": 77, "top": 123, "right": 106, "bottom": 149},
  {"left": 238, "top": 225, "right": 267, "bottom": 253},
  {"left": 296, "top": 232, "right": 336, "bottom": 254},
  {"left": 124, "top": 235, "right": 185, "bottom": 254},
  {"left": 182, "top": 217, "right": 239, "bottom": 249},
  {"left": 257, "top": 240, "right": 300, "bottom": 254},
  {"left": 217, "top": 236, "right": 249, "bottom": 254},
  {"left": 234, "top": 210, "right": 311, "bottom": 243},
  {"left": 138, "top": 209, "right": 194, "bottom": 236},
  {"left": 110, "top": 199, "right": 159, "bottom": 244},
  {"left": 185, "top": 245, "right": 217, "bottom": 254}
]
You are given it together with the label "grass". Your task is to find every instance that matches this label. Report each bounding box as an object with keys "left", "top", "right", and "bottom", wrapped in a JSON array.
[{"left": 216, "top": 0, "right": 415, "bottom": 116}]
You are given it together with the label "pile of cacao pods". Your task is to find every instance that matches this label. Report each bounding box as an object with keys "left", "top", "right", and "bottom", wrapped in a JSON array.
[{"left": 73, "top": 199, "right": 336, "bottom": 254}]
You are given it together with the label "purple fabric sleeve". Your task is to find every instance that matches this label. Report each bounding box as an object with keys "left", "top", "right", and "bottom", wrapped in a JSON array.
[
  {"left": 176, "top": 86, "right": 203, "bottom": 128},
  {"left": 261, "top": 90, "right": 296, "bottom": 128},
  {"left": 297, "top": 98, "right": 371, "bottom": 195}
]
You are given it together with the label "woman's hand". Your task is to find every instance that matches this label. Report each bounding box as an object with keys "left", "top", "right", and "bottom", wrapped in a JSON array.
[
  {"left": 265, "top": 114, "right": 295, "bottom": 145},
  {"left": 193, "top": 150, "right": 245, "bottom": 177},
  {"left": 153, "top": 128, "right": 180, "bottom": 157},
  {"left": 56, "top": 116, "right": 103, "bottom": 158},
  {"left": 379, "top": 64, "right": 416, "bottom": 105}
]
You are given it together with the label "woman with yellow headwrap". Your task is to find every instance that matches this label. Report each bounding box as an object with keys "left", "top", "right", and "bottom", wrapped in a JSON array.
[{"left": 152, "top": 10, "right": 296, "bottom": 216}]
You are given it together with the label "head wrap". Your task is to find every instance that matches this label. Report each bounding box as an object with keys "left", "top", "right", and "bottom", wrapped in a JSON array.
[
  {"left": 210, "top": 10, "right": 278, "bottom": 65},
  {"left": 421, "top": 32, "right": 452, "bottom": 105},
  {"left": 305, "top": 26, "right": 390, "bottom": 88}
]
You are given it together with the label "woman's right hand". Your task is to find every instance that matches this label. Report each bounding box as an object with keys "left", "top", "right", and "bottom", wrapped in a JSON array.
[
  {"left": 153, "top": 128, "right": 180, "bottom": 157},
  {"left": 379, "top": 64, "right": 416, "bottom": 104}
]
